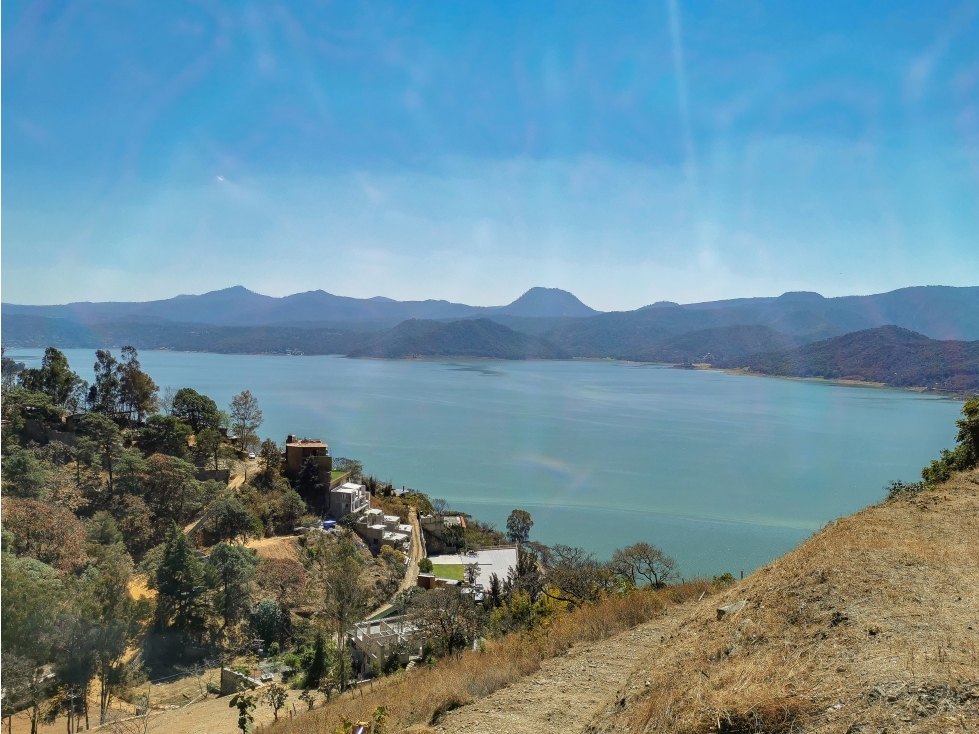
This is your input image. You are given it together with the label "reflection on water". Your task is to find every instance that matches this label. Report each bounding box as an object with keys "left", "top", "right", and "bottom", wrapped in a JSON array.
[
  {"left": 442, "top": 362, "right": 506, "bottom": 377},
  {"left": 20, "top": 349, "right": 961, "bottom": 576}
]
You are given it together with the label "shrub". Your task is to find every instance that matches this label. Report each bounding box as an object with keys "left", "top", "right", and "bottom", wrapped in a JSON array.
[
  {"left": 419, "top": 557, "right": 434, "bottom": 574},
  {"left": 884, "top": 479, "right": 925, "bottom": 499}
]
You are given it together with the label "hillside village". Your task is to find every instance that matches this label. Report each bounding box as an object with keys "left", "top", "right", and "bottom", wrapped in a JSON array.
[
  {"left": 1, "top": 346, "right": 527, "bottom": 734},
  {"left": 3, "top": 346, "right": 978, "bottom": 734}
]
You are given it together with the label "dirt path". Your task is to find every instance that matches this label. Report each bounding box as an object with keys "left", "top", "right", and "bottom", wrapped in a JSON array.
[
  {"left": 434, "top": 612, "right": 686, "bottom": 734},
  {"left": 367, "top": 508, "right": 423, "bottom": 618}
]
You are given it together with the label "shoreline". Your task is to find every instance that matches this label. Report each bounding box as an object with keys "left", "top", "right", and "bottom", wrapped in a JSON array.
[{"left": 4, "top": 346, "right": 968, "bottom": 398}]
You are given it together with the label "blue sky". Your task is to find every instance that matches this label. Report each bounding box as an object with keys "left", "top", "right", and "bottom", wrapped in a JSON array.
[{"left": 2, "top": 1, "right": 978, "bottom": 309}]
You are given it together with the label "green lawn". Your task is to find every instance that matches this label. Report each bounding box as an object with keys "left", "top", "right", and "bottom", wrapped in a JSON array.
[
  {"left": 430, "top": 563, "right": 464, "bottom": 581},
  {"left": 331, "top": 470, "right": 349, "bottom": 481},
  {"left": 366, "top": 606, "right": 398, "bottom": 621}
]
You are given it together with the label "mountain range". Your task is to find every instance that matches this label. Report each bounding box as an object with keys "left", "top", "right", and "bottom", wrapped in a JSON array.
[
  {"left": 1, "top": 285, "right": 597, "bottom": 326},
  {"left": 4, "top": 284, "right": 979, "bottom": 392}
]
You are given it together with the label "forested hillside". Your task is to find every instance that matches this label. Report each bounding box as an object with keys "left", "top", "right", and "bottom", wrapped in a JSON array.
[{"left": 720, "top": 325, "right": 979, "bottom": 392}]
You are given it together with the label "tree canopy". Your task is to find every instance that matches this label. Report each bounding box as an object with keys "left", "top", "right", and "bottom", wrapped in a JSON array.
[
  {"left": 505, "top": 509, "right": 534, "bottom": 544},
  {"left": 172, "top": 388, "right": 220, "bottom": 434}
]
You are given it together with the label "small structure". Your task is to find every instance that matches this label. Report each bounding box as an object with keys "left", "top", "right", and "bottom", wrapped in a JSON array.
[
  {"left": 329, "top": 481, "right": 369, "bottom": 520},
  {"left": 353, "top": 508, "right": 412, "bottom": 552},
  {"left": 419, "top": 513, "right": 467, "bottom": 538},
  {"left": 219, "top": 667, "right": 263, "bottom": 696},
  {"left": 349, "top": 616, "right": 424, "bottom": 677},
  {"left": 285, "top": 435, "right": 333, "bottom": 484},
  {"left": 416, "top": 573, "right": 462, "bottom": 590}
]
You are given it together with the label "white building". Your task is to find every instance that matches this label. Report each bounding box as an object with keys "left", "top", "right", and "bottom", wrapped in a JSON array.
[
  {"left": 329, "top": 482, "right": 369, "bottom": 520},
  {"left": 349, "top": 616, "right": 424, "bottom": 676}
]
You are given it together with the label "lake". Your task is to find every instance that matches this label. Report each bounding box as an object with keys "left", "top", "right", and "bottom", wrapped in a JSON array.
[{"left": 9, "top": 348, "right": 963, "bottom": 577}]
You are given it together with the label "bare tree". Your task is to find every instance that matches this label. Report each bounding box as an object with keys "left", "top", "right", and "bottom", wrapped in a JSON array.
[
  {"left": 177, "top": 658, "right": 219, "bottom": 700},
  {"left": 542, "top": 545, "right": 616, "bottom": 607},
  {"left": 106, "top": 698, "right": 152, "bottom": 734},
  {"left": 464, "top": 563, "right": 480, "bottom": 586},
  {"left": 609, "top": 543, "right": 678, "bottom": 589},
  {"left": 410, "top": 588, "right": 483, "bottom": 657},
  {"left": 159, "top": 386, "right": 177, "bottom": 416},
  {"left": 430, "top": 497, "right": 448, "bottom": 516}
]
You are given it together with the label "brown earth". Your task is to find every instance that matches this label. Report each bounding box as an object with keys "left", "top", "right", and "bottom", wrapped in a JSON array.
[
  {"left": 587, "top": 466, "right": 979, "bottom": 733},
  {"left": 431, "top": 615, "right": 685, "bottom": 734},
  {"left": 246, "top": 534, "right": 301, "bottom": 561},
  {"left": 415, "top": 467, "right": 979, "bottom": 733}
]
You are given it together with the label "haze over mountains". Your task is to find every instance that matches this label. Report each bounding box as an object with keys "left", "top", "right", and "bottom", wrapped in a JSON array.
[
  {"left": 2, "top": 285, "right": 597, "bottom": 326},
  {"left": 4, "top": 284, "right": 979, "bottom": 392}
]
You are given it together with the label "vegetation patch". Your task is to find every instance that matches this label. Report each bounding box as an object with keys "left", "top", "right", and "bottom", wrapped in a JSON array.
[{"left": 429, "top": 563, "right": 464, "bottom": 581}]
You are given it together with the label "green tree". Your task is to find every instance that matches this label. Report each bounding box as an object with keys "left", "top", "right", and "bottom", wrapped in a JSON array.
[
  {"left": 609, "top": 543, "right": 678, "bottom": 588},
  {"left": 296, "top": 456, "right": 325, "bottom": 509},
  {"left": 118, "top": 346, "right": 159, "bottom": 423},
  {"left": 86, "top": 511, "right": 124, "bottom": 550},
  {"left": 955, "top": 395, "right": 979, "bottom": 462},
  {"left": 78, "top": 412, "right": 124, "bottom": 497},
  {"left": 419, "top": 557, "right": 433, "bottom": 574},
  {"left": 306, "top": 533, "right": 368, "bottom": 691},
  {"left": 172, "top": 388, "right": 220, "bottom": 433},
  {"left": 249, "top": 599, "right": 283, "bottom": 647},
  {"left": 1, "top": 347, "right": 23, "bottom": 392},
  {"left": 921, "top": 395, "right": 979, "bottom": 485},
  {"left": 505, "top": 509, "right": 533, "bottom": 544},
  {"left": 298, "top": 688, "right": 317, "bottom": 711},
  {"left": 262, "top": 683, "right": 287, "bottom": 722},
  {"left": 258, "top": 438, "right": 282, "bottom": 486},
  {"left": 209, "top": 497, "right": 261, "bottom": 544},
  {"left": 209, "top": 542, "right": 258, "bottom": 630},
  {"left": 113, "top": 448, "right": 149, "bottom": 496},
  {"left": 80, "top": 545, "right": 144, "bottom": 724},
  {"left": 303, "top": 629, "right": 328, "bottom": 689},
  {"left": 277, "top": 490, "right": 307, "bottom": 531},
  {"left": 229, "top": 390, "right": 263, "bottom": 451},
  {"left": 139, "top": 415, "right": 193, "bottom": 459},
  {"left": 18, "top": 347, "right": 87, "bottom": 410},
  {"left": 229, "top": 689, "right": 256, "bottom": 734},
  {"left": 142, "top": 454, "right": 201, "bottom": 524},
  {"left": 89, "top": 350, "right": 121, "bottom": 414},
  {"left": 195, "top": 428, "right": 225, "bottom": 470},
  {"left": 1, "top": 449, "right": 50, "bottom": 499},
  {"left": 153, "top": 524, "right": 209, "bottom": 635},
  {"left": 1, "top": 554, "right": 65, "bottom": 734}
]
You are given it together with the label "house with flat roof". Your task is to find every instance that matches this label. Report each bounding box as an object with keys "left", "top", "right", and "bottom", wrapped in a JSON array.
[
  {"left": 329, "top": 482, "right": 369, "bottom": 520},
  {"left": 285, "top": 435, "right": 332, "bottom": 474}
]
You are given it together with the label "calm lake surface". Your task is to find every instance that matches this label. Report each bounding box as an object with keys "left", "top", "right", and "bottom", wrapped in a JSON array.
[{"left": 10, "top": 349, "right": 963, "bottom": 577}]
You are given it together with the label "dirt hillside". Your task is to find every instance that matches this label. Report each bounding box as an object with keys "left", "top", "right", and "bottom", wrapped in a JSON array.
[{"left": 432, "top": 468, "right": 979, "bottom": 734}]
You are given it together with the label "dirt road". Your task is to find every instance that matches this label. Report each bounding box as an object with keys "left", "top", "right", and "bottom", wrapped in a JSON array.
[
  {"left": 434, "top": 612, "right": 686, "bottom": 734},
  {"left": 366, "top": 508, "right": 423, "bottom": 619}
]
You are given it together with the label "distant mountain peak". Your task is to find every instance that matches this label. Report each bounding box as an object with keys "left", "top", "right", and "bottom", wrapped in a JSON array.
[
  {"left": 777, "top": 291, "right": 825, "bottom": 301},
  {"left": 499, "top": 287, "right": 598, "bottom": 318}
]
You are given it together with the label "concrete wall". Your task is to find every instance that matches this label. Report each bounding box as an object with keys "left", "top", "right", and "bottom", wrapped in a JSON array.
[
  {"left": 195, "top": 468, "right": 231, "bottom": 484},
  {"left": 219, "top": 668, "right": 263, "bottom": 696}
]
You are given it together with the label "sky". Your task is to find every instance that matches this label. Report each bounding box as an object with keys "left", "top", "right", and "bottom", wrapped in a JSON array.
[{"left": 2, "top": 0, "right": 978, "bottom": 310}]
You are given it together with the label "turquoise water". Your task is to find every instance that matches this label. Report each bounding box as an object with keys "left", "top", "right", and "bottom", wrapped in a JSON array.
[{"left": 10, "top": 349, "right": 962, "bottom": 577}]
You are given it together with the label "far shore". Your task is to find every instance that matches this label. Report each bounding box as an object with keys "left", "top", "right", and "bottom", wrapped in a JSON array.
[{"left": 4, "top": 346, "right": 966, "bottom": 398}]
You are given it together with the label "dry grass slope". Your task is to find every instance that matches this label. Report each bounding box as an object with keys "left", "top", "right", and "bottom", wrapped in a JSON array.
[
  {"left": 263, "top": 582, "right": 711, "bottom": 734},
  {"left": 589, "top": 468, "right": 979, "bottom": 733}
]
